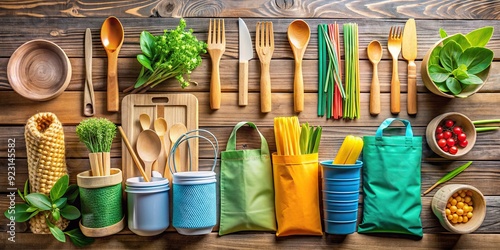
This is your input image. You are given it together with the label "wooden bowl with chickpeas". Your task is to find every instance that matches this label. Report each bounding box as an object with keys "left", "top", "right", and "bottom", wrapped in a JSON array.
[{"left": 431, "top": 184, "right": 486, "bottom": 234}]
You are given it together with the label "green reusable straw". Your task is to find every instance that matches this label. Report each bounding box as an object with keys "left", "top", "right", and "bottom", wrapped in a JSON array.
[{"left": 318, "top": 24, "right": 325, "bottom": 116}]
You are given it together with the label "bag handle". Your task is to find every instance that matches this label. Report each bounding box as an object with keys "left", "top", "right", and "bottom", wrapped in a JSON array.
[
  {"left": 375, "top": 118, "right": 413, "bottom": 138},
  {"left": 226, "top": 121, "right": 270, "bottom": 155}
]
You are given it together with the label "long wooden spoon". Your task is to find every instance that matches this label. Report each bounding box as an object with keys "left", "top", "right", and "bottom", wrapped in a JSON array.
[
  {"left": 136, "top": 130, "right": 162, "bottom": 180},
  {"left": 169, "top": 123, "right": 187, "bottom": 172},
  {"left": 100, "top": 16, "right": 124, "bottom": 112},
  {"left": 367, "top": 40, "right": 383, "bottom": 115},
  {"left": 118, "top": 126, "right": 149, "bottom": 182},
  {"left": 287, "top": 20, "right": 310, "bottom": 113},
  {"left": 153, "top": 118, "right": 170, "bottom": 179}
]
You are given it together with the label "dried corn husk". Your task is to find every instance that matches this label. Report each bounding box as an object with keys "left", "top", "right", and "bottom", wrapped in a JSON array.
[{"left": 25, "top": 112, "right": 69, "bottom": 234}]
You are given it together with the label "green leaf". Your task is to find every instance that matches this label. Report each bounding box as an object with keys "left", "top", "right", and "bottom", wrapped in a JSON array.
[
  {"left": 458, "top": 47, "right": 494, "bottom": 74},
  {"left": 446, "top": 77, "right": 462, "bottom": 95},
  {"left": 60, "top": 205, "right": 81, "bottom": 220},
  {"left": 452, "top": 68, "right": 469, "bottom": 81},
  {"left": 299, "top": 123, "right": 310, "bottom": 154},
  {"left": 439, "top": 28, "right": 448, "bottom": 38},
  {"left": 436, "top": 81, "right": 449, "bottom": 92},
  {"left": 311, "top": 127, "right": 322, "bottom": 154},
  {"left": 440, "top": 41, "right": 462, "bottom": 71},
  {"left": 46, "top": 218, "right": 66, "bottom": 243},
  {"left": 137, "top": 54, "right": 153, "bottom": 71},
  {"left": 63, "top": 184, "right": 79, "bottom": 204},
  {"left": 4, "top": 203, "right": 32, "bottom": 222},
  {"left": 466, "top": 26, "right": 494, "bottom": 47},
  {"left": 50, "top": 175, "right": 68, "bottom": 202},
  {"left": 26, "top": 206, "right": 38, "bottom": 213},
  {"left": 442, "top": 33, "right": 471, "bottom": 50},
  {"left": 52, "top": 209, "right": 60, "bottom": 221},
  {"left": 422, "top": 161, "right": 473, "bottom": 195},
  {"left": 65, "top": 228, "right": 95, "bottom": 247},
  {"left": 460, "top": 74, "right": 483, "bottom": 85},
  {"left": 429, "top": 64, "right": 450, "bottom": 83},
  {"left": 54, "top": 197, "right": 67, "bottom": 208},
  {"left": 25, "top": 193, "right": 52, "bottom": 211},
  {"left": 430, "top": 46, "right": 442, "bottom": 63},
  {"left": 140, "top": 30, "right": 155, "bottom": 59}
]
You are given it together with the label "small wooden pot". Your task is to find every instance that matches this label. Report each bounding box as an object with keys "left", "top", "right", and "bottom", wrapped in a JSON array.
[{"left": 431, "top": 184, "right": 486, "bottom": 234}]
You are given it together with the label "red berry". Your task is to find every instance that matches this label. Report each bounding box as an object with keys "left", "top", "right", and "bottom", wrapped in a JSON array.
[
  {"left": 453, "top": 126, "right": 463, "bottom": 135},
  {"left": 438, "top": 138, "right": 447, "bottom": 148},
  {"left": 459, "top": 140, "right": 468, "bottom": 148},
  {"left": 436, "top": 126, "right": 443, "bottom": 134},
  {"left": 436, "top": 133, "right": 444, "bottom": 140},
  {"left": 449, "top": 146, "right": 458, "bottom": 155},
  {"left": 458, "top": 133, "right": 467, "bottom": 142},
  {"left": 445, "top": 119, "right": 454, "bottom": 128},
  {"left": 443, "top": 131, "right": 452, "bottom": 139},
  {"left": 447, "top": 138, "right": 456, "bottom": 147}
]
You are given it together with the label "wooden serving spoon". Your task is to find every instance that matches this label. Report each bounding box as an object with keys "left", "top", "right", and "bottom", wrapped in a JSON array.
[
  {"left": 287, "top": 20, "right": 310, "bottom": 113},
  {"left": 139, "top": 113, "right": 151, "bottom": 131},
  {"left": 153, "top": 118, "right": 170, "bottom": 179},
  {"left": 136, "top": 130, "right": 162, "bottom": 180},
  {"left": 100, "top": 16, "right": 124, "bottom": 112},
  {"left": 169, "top": 123, "right": 187, "bottom": 172},
  {"left": 367, "top": 40, "right": 383, "bottom": 115}
]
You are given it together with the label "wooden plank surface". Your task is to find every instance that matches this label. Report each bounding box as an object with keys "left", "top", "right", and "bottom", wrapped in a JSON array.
[{"left": 1, "top": 1, "right": 500, "bottom": 249}]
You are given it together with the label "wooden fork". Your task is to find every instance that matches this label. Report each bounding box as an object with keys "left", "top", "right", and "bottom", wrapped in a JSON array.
[
  {"left": 256, "top": 21, "right": 274, "bottom": 113},
  {"left": 207, "top": 19, "right": 225, "bottom": 110},
  {"left": 388, "top": 26, "right": 402, "bottom": 114}
]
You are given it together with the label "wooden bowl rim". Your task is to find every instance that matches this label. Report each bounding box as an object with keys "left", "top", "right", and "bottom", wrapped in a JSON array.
[{"left": 7, "top": 39, "right": 71, "bottom": 101}]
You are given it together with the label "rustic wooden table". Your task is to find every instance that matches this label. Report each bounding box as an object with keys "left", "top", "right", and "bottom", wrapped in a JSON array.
[{"left": 1, "top": 0, "right": 499, "bottom": 249}]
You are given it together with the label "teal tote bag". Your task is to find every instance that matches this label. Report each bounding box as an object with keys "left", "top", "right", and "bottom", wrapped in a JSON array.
[
  {"left": 358, "top": 118, "right": 423, "bottom": 237},
  {"left": 219, "top": 121, "right": 276, "bottom": 235}
]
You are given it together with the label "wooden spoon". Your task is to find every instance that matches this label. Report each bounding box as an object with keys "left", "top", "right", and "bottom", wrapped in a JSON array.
[
  {"left": 153, "top": 118, "right": 170, "bottom": 179},
  {"left": 117, "top": 126, "right": 149, "bottom": 182},
  {"left": 367, "top": 40, "right": 383, "bottom": 115},
  {"left": 136, "top": 130, "right": 162, "bottom": 180},
  {"left": 139, "top": 113, "right": 151, "bottom": 131},
  {"left": 100, "top": 16, "right": 124, "bottom": 112},
  {"left": 169, "top": 123, "right": 187, "bottom": 172},
  {"left": 287, "top": 20, "right": 310, "bottom": 113}
]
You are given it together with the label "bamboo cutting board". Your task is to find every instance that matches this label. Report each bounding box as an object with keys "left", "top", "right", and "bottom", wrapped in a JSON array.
[{"left": 121, "top": 94, "right": 198, "bottom": 183}]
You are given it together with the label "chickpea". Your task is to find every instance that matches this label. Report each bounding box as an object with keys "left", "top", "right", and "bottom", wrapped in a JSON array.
[
  {"left": 457, "top": 202, "right": 464, "bottom": 209},
  {"left": 446, "top": 209, "right": 451, "bottom": 215},
  {"left": 451, "top": 199, "right": 457, "bottom": 206},
  {"left": 464, "top": 196, "right": 472, "bottom": 203},
  {"left": 456, "top": 196, "right": 462, "bottom": 202},
  {"left": 457, "top": 208, "right": 464, "bottom": 216},
  {"left": 463, "top": 216, "right": 469, "bottom": 223},
  {"left": 458, "top": 216, "right": 463, "bottom": 223},
  {"left": 446, "top": 190, "right": 474, "bottom": 224},
  {"left": 450, "top": 205, "right": 458, "bottom": 213},
  {"left": 467, "top": 212, "right": 473, "bottom": 218}
]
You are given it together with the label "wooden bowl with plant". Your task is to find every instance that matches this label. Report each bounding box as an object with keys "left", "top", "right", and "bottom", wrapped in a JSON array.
[{"left": 421, "top": 26, "right": 494, "bottom": 98}]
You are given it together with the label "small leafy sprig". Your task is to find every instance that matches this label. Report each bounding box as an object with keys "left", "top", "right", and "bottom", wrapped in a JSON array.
[
  {"left": 428, "top": 26, "right": 494, "bottom": 97},
  {"left": 125, "top": 18, "right": 207, "bottom": 93},
  {"left": 4, "top": 175, "right": 94, "bottom": 246},
  {"left": 76, "top": 118, "right": 116, "bottom": 153},
  {"left": 422, "top": 161, "right": 472, "bottom": 196}
]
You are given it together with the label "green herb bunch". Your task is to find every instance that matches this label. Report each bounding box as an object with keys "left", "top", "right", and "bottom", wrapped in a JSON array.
[
  {"left": 428, "top": 26, "right": 494, "bottom": 97},
  {"left": 128, "top": 18, "right": 207, "bottom": 92},
  {"left": 299, "top": 123, "right": 322, "bottom": 155},
  {"left": 76, "top": 118, "right": 116, "bottom": 153},
  {"left": 4, "top": 175, "right": 94, "bottom": 246}
]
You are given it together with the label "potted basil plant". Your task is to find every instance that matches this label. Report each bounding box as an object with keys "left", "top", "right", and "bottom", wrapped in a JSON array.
[{"left": 421, "top": 26, "right": 494, "bottom": 98}]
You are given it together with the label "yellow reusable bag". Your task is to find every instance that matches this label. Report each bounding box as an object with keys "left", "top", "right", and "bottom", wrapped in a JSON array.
[{"left": 272, "top": 153, "right": 323, "bottom": 236}]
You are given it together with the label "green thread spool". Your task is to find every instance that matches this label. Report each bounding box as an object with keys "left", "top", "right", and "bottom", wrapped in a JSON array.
[{"left": 77, "top": 168, "right": 125, "bottom": 237}]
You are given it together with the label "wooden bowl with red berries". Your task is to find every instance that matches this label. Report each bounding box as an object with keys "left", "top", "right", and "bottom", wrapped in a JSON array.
[{"left": 426, "top": 112, "right": 477, "bottom": 159}]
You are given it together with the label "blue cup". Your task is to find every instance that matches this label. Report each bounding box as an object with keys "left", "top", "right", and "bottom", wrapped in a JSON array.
[
  {"left": 322, "top": 177, "right": 360, "bottom": 192},
  {"left": 323, "top": 209, "right": 358, "bottom": 221},
  {"left": 323, "top": 200, "right": 359, "bottom": 211},
  {"left": 324, "top": 219, "right": 357, "bottom": 234},
  {"left": 321, "top": 160, "right": 363, "bottom": 179},
  {"left": 125, "top": 177, "right": 170, "bottom": 236},
  {"left": 322, "top": 190, "right": 359, "bottom": 201}
]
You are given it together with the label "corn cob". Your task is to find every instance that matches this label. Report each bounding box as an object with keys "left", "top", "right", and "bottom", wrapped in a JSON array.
[{"left": 25, "top": 112, "right": 69, "bottom": 234}]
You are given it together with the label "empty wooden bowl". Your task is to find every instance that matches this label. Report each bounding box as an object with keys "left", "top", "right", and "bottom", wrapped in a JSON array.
[
  {"left": 426, "top": 112, "right": 476, "bottom": 159},
  {"left": 7, "top": 39, "right": 71, "bottom": 101},
  {"left": 431, "top": 184, "right": 486, "bottom": 234}
]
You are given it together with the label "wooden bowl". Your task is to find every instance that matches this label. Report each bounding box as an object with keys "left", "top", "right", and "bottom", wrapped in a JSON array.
[
  {"left": 421, "top": 37, "right": 490, "bottom": 98},
  {"left": 7, "top": 39, "right": 71, "bottom": 101},
  {"left": 431, "top": 184, "right": 486, "bottom": 234},
  {"left": 426, "top": 112, "right": 476, "bottom": 159}
]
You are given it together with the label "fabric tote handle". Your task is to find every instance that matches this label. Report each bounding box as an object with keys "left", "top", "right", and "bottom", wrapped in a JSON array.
[
  {"left": 226, "top": 121, "right": 270, "bottom": 155},
  {"left": 375, "top": 118, "right": 414, "bottom": 138}
]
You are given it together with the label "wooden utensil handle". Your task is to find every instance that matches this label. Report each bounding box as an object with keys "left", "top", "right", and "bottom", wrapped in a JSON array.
[
  {"left": 260, "top": 61, "right": 272, "bottom": 113},
  {"left": 407, "top": 61, "right": 417, "bottom": 115},
  {"left": 294, "top": 60, "right": 304, "bottom": 113},
  {"left": 107, "top": 54, "right": 119, "bottom": 112},
  {"left": 369, "top": 63, "right": 380, "bottom": 115},
  {"left": 390, "top": 57, "right": 400, "bottom": 114},
  {"left": 210, "top": 58, "right": 221, "bottom": 110},
  {"left": 118, "top": 126, "right": 150, "bottom": 182},
  {"left": 239, "top": 61, "right": 248, "bottom": 106}
]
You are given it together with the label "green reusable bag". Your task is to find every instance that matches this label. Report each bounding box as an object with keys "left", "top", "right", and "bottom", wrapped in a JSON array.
[
  {"left": 219, "top": 121, "right": 276, "bottom": 235},
  {"left": 358, "top": 118, "right": 423, "bottom": 237}
]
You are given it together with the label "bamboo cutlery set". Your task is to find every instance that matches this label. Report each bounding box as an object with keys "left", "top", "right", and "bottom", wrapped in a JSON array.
[
  {"left": 208, "top": 18, "right": 310, "bottom": 113},
  {"left": 369, "top": 18, "right": 418, "bottom": 116}
]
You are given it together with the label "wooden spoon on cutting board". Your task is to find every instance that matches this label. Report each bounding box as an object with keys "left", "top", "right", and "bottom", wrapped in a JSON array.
[{"left": 136, "top": 130, "right": 162, "bottom": 180}]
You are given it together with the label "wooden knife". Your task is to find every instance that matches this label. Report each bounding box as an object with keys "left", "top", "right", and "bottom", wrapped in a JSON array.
[{"left": 402, "top": 18, "right": 418, "bottom": 115}]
